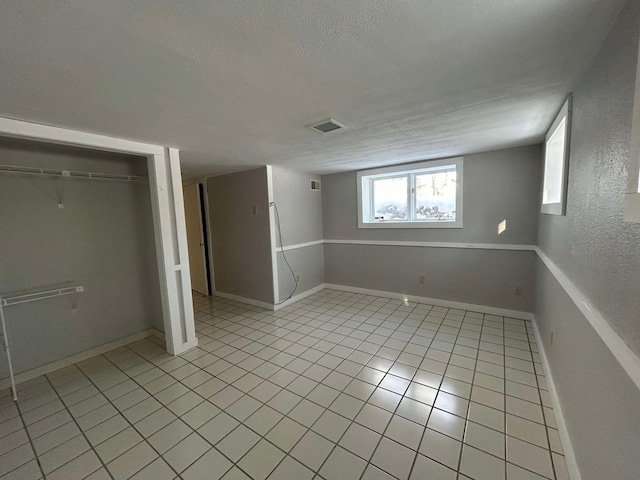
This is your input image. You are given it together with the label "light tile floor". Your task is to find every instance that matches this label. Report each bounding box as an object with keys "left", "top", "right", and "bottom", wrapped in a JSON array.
[{"left": 0, "top": 289, "right": 570, "bottom": 480}]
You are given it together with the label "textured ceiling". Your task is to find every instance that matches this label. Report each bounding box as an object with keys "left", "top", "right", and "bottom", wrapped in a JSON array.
[{"left": 0, "top": 0, "right": 627, "bottom": 177}]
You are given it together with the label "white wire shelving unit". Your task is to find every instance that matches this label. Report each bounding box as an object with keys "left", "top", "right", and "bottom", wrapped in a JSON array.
[
  {"left": 0, "top": 164, "right": 145, "bottom": 182},
  {"left": 0, "top": 282, "right": 84, "bottom": 401}
]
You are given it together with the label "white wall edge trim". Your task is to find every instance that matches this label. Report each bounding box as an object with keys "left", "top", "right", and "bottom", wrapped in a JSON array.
[
  {"left": 325, "top": 283, "right": 533, "bottom": 320},
  {"left": 279, "top": 238, "right": 537, "bottom": 252},
  {"left": 0, "top": 329, "right": 158, "bottom": 390},
  {"left": 531, "top": 316, "right": 582, "bottom": 480},
  {"left": 279, "top": 239, "right": 325, "bottom": 252},
  {"left": 534, "top": 247, "right": 640, "bottom": 391},
  {"left": 273, "top": 284, "right": 327, "bottom": 310},
  {"left": 324, "top": 239, "right": 537, "bottom": 251},
  {"left": 213, "top": 290, "right": 276, "bottom": 311}
]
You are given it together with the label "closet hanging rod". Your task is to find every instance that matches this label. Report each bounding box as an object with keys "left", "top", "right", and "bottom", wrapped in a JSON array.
[{"left": 0, "top": 164, "right": 145, "bottom": 182}]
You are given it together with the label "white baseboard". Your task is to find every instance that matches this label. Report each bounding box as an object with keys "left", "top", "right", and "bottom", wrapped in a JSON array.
[
  {"left": 274, "top": 284, "right": 326, "bottom": 310},
  {"left": 324, "top": 283, "right": 533, "bottom": 320},
  {"left": 0, "top": 329, "right": 158, "bottom": 391},
  {"left": 213, "top": 290, "right": 275, "bottom": 310},
  {"left": 151, "top": 328, "right": 165, "bottom": 340},
  {"left": 214, "top": 285, "right": 327, "bottom": 312},
  {"left": 531, "top": 316, "right": 582, "bottom": 480},
  {"left": 214, "top": 283, "right": 531, "bottom": 320}
]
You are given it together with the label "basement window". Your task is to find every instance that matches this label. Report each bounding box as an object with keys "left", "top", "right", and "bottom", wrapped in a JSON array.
[
  {"left": 541, "top": 96, "right": 572, "bottom": 215},
  {"left": 357, "top": 158, "right": 463, "bottom": 229}
]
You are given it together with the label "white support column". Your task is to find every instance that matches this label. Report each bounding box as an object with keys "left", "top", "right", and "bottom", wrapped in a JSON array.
[
  {"left": 147, "top": 149, "right": 198, "bottom": 355},
  {"left": 266, "top": 165, "right": 280, "bottom": 304}
]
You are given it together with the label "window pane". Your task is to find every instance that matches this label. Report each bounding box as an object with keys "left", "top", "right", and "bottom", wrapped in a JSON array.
[
  {"left": 415, "top": 169, "right": 456, "bottom": 221},
  {"left": 373, "top": 176, "right": 407, "bottom": 220},
  {"left": 543, "top": 117, "right": 566, "bottom": 204}
]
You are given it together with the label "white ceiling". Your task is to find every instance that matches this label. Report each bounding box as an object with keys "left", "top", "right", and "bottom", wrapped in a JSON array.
[{"left": 0, "top": 1, "right": 626, "bottom": 177}]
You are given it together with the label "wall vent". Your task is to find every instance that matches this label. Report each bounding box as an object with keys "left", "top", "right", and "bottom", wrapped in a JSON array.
[
  {"left": 307, "top": 118, "right": 346, "bottom": 134},
  {"left": 310, "top": 180, "right": 321, "bottom": 191}
]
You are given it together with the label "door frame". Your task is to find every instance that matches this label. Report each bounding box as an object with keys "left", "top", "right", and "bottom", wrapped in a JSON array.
[
  {"left": 198, "top": 183, "right": 213, "bottom": 296},
  {"left": 184, "top": 178, "right": 215, "bottom": 295}
]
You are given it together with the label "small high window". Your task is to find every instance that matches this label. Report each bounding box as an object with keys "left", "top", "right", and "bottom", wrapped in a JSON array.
[
  {"left": 357, "top": 158, "right": 463, "bottom": 229},
  {"left": 624, "top": 42, "right": 640, "bottom": 223},
  {"left": 541, "top": 96, "right": 572, "bottom": 215}
]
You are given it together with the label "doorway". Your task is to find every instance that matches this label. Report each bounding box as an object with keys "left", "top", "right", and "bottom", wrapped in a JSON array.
[{"left": 183, "top": 183, "right": 211, "bottom": 296}]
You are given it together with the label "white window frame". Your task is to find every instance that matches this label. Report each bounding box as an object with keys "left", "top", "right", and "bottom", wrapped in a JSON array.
[
  {"left": 357, "top": 157, "right": 463, "bottom": 229},
  {"left": 624, "top": 36, "right": 640, "bottom": 223},
  {"left": 541, "top": 96, "right": 572, "bottom": 216}
]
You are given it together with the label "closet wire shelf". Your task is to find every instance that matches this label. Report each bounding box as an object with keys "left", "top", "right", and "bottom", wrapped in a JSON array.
[
  {"left": 0, "top": 282, "right": 84, "bottom": 401},
  {"left": 0, "top": 164, "right": 145, "bottom": 182}
]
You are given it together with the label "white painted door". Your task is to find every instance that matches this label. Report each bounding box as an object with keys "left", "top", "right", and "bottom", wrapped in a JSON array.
[{"left": 183, "top": 184, "right": 209, "bottom": 296}]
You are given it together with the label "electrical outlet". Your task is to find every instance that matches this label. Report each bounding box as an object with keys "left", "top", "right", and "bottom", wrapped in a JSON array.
[
  {"left": 418, "top": 275, "right": 425, "bottom": 285},
  {"left": 514, "top": 286, "right": 522, "bottom": 296}
]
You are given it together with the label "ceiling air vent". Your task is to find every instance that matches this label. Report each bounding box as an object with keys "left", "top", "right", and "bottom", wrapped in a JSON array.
[
  {"left": 307, "top": 118, "right": 346, "bottom": 134},
  {"left": 310, "top": 180, "right": 321, "bottom": 191}
]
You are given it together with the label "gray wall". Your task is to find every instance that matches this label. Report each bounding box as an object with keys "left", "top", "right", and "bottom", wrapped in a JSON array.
[
  {"left": 272, "top": 167, "right": 324, "bottom": 302},
  {"left": 321, "top": 145, "right": 541, "bottom": 312},
  {"left": 537, "top": 0, "right": 640, "bottom": 356},
  {"left": 207, "top": 167, "right": 274, "bottom": 303},
  {"left": 0, "top": 138, "right": 162, "bottom": 378},
  {"left": 534, "top": 259, "right": 640, "bottom": 480},
  {"left": 325, "top": 244, "right": 535, "bottom": 311},
  {"left": 534, "top": 3, "right": 640, "bottom": 479},
  {"left": 277, "top": 245, "right": 324, "bottom": 302},
  {"left": 322, "top": 145, "right": 541, "bottom": 244}
]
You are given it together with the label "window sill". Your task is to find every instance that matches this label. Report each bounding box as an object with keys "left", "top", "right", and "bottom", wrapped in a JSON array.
[
  {"left": 624, "top": 192, "right": 640, "bottom": 223},
  {"left": 358, "top": 221, "right": 462, "bottom": 229}
]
